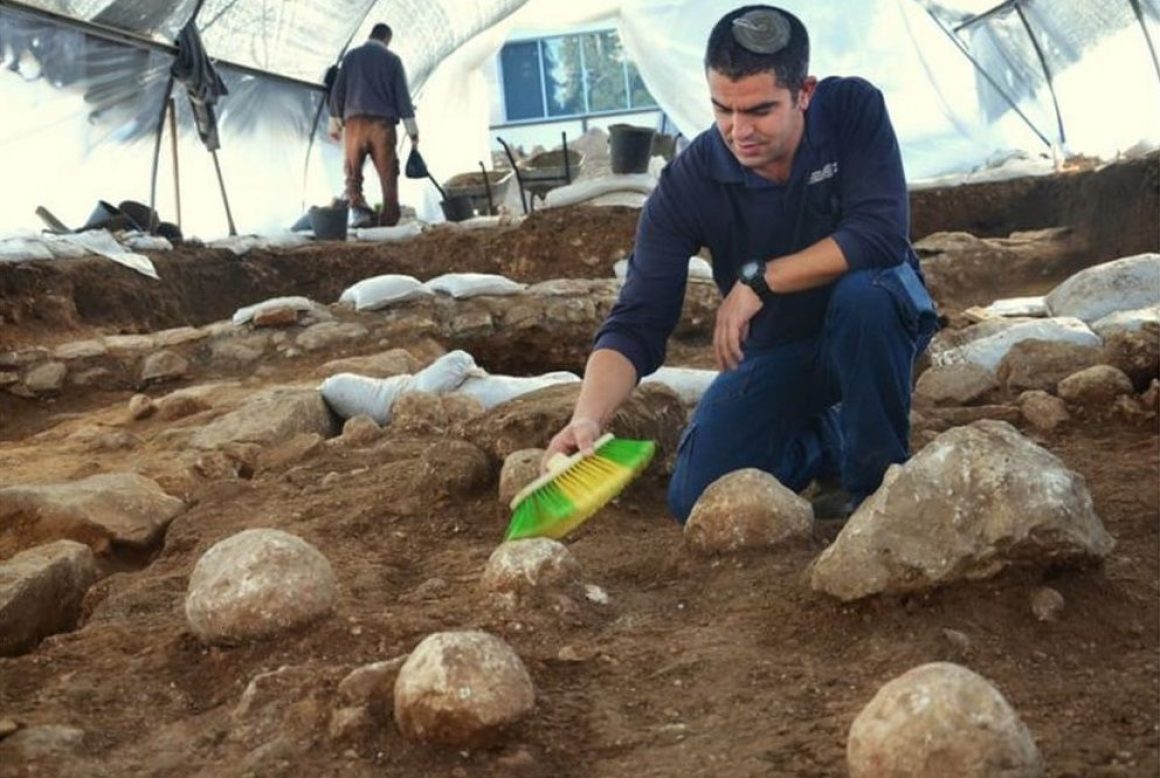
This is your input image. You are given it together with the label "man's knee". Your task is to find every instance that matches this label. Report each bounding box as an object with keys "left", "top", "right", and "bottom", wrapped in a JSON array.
[{"left": 830, "top": 269, "right": 895, "bottom": 324}]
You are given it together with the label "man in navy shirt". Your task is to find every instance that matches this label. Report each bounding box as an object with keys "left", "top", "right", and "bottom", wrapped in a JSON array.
[
  {"left": 329, "top": 23, "right": 419, "bottom": 227},
  {"left": 545, "top": 4, "right": 937, "bottom": 522}
]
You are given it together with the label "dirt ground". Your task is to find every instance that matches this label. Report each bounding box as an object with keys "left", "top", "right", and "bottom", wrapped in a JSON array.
[{"left": 0, "top": 156, "right": 1157, "bottom": 777}]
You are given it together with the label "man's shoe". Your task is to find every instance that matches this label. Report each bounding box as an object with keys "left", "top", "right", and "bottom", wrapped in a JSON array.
[
  {"left": 350, "top": 206, "right": 376, "bottom": 229},
  {"left": 810, "top": 487, "right": 857, "bottom": 522}
]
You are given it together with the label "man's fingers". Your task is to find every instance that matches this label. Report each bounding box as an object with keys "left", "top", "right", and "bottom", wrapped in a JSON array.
[
  {"left": 713, "top": 320, "right": 728, "bottom": 372},
  {"left": 728, "top": 317, "right": 744, "bottom": 368},
  {"left": 542, "top": 431, "right": 574, "bottom": 470}
]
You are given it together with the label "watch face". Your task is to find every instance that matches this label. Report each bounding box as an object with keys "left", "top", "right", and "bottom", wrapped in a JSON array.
[{"left": 740, "top": 261, "right": 760, "bottom": 281}]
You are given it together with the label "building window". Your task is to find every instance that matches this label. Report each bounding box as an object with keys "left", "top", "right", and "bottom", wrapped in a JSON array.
[{"left": 498, "top": 29, "right": 657, "bottom": 123}]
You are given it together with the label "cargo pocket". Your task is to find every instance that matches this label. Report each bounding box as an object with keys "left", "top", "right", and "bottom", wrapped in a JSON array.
[{"left": 872, "top": 262, "right": 937, "bottom": 341}]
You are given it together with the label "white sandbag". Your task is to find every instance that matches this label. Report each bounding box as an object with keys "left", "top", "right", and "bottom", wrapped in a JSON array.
[
  {"left": 319, "top": 372, "right": 412, "bottom": 424},
  {"left": 1045, "top": 253, "right": 1160, "bottom": 323},
  {"left": 209, "top": 233, "right": 311, "bottom": 256},
  {"left": 410, "top": 350, "right": 477, "bottom": 394},
  {"left": 931, "top": 317, "right": 1101, "bottom": 372},
  {"left": 543, "top": 173, "right": 657, "bottom": 209},
  {"left": 0, "top": 237, "right": 54, "bottom": 262},
  {"left": 615, "top": 256, "right": 714, "bottom": 282},
  {"left": 423, "top": 273, "right": 527, "bottom": 299},
  {"left": 456, "top": 371, "right": 581, "bottom": 409},
  {"left": 352, "top": 222, "right": 423, "bottom": 242},
  {"left": 641, "top": 366, "right": 719, "bottom": 406},
  {"left": 123, "top": 234, "right": 174, "bottom": 251},
  {"left": 338, "top": 274, "right": 433, "bottom": 311},
  {"left": 41, "top": 235, "right": 90, "bottom": 258},
  {"left": 232, "top": 296, "right": 324, "bottom": 325},
  {"left": 1091, "top": 305, "right": 1160, "bottom": 339}
]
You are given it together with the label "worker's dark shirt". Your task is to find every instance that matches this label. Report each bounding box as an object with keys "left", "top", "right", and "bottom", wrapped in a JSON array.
[
  {"left": 329, "top": 40, "right": 415, "bottom": 123},
  {"left": 594, "top": 76, "right": 922, "bottom": 380}
]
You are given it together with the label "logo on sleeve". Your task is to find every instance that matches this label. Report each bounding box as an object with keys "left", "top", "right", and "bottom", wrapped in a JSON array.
[{"left": 808, "top": 161, "right": 838, "bottom": 185}]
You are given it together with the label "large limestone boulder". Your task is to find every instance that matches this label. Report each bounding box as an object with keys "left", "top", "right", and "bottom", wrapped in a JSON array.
[
  {"left": 185, "top": 529, "right": 337, "bottom": 645},
  {"left": 930, "top": 318, "right": 1100, "bottom": 373},
  {"left": 1056, "top": 365, "right": 1135, "bottom": 407},
  {"left": 394, "top": 630, "right": 535, "bottom": 747},
  {"left": 1045, "top": 252, "right": 1160, "bottom": 323},
  {"left": 459, "top": 382, "right": 684, "bottom": 465},
  {"left": 0, "top": 541, "right": 97, "bottom": 656},
  {"left": 914, "top": 363, "right": 998, "bottom": 406},
  {"left": 188, "top": 388, "right": 338, "bottom": 450},
  {"left": 848, "top": 662, "right": 1042, "bottom": 777},
  {"left": 684, "top": 469, "right": 812, "bottom": 554},
  {"left": 916, "top": 229, "right": 1078, "bottom": 311},
  {"left": 810, "top": 421, "right": 1114, "bottom": 601},
  {"left": 1099, "top": 321, "right": 1159, "bottom": 389},
  {"left": 0, "top": 473, "right": 187, "bottom": 555},
  {"left": 140, "top": 350, "right": 189, "bottom": 383},
  {"left": 481, "top": 538, "right": 583, "bottom": 608},
  {"left": 314, "top": 348, "right": 422, "bottom": 379},
  {"left": 996, "top": 339, "right": 1102, "bottom": 394}
]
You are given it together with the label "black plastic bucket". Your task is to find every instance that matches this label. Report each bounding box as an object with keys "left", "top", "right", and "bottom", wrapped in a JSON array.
[
  {"left": 440, "top": 195, "right": 475, "bottom": 222},
  {"left": 609, "top": 124, "right": 655, "bottom": 174},
  {"left": 309, "top": 204, "right": 348, "bottom": 240}
]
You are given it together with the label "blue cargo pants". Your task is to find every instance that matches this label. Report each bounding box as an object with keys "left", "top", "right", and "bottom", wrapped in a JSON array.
[{"left": 666, "top": 262, "right": 937, "bottom": 523}]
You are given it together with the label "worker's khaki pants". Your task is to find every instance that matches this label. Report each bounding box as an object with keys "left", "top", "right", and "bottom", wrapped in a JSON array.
[{"left": 342, "top": 116, "right": 401, "bottom": 227}]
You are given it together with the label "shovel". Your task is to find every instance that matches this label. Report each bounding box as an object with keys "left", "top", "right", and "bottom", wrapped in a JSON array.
[{"left": 404, "top": 145, "right": 472, "bottom": 221}]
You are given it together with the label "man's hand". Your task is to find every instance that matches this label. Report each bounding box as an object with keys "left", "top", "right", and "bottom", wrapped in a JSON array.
[
  {"left": 327, "top": 116, "right": 343, "bottom": 141},
  {"left": 714, "top": 281, "right": 764, "bottom": 371},
  {"left": 543, "top": 416, "right": 601, "bottom": 470}
]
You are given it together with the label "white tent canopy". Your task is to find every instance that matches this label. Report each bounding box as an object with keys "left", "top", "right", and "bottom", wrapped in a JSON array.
[{"left": 1, "top": 0, "right": 1157, "bottom": 239}]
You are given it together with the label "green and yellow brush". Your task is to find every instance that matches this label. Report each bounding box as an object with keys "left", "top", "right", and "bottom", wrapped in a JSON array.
[{"left": 504, "top": 433, "right": 656, "bottom": 541}]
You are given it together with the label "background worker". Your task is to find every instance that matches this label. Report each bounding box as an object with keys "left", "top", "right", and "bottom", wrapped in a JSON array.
[{"left": 328, "top": 22, "right": 419, "bottom": 227}]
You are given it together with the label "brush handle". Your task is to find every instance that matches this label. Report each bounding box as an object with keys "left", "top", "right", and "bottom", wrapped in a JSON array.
[{"left": 509, "top": 433, "right": 614, "bottom": 510}]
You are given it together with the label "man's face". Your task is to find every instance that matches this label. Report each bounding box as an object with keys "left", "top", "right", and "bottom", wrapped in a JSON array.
[{"left": 707, "top": 68, "right": 816, "bottom": 181}]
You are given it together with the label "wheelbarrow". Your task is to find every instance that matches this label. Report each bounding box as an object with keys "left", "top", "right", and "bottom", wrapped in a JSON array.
[{"left": 496, "top": 132, "right": 582, "bottom": 215}]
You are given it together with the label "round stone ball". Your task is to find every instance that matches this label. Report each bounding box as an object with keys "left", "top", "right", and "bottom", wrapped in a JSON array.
[
  {"left": 848, "top": 662, "right": 1042, "bottom": 777},
  {"left": 184, "top": 528, "right": 337, "bottom": 645},
  {"left": 394, "top": 630, "right": 535, "bottom": 747}
]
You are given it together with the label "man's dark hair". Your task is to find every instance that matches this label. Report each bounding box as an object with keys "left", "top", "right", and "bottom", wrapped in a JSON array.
[
  {"left": 370, "top": 23, "right": 392, "bottom": 42},
  {"left": 704, "top": 5, "right": 809, "bottom": 97}
]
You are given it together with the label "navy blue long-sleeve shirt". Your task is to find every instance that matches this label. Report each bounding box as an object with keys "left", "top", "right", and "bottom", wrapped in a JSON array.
[
  {"left": 330, "top": 40, "right": 415, "bottom": 124},
  {"left": 594, "top": 76, "right": 920, "bottom": 380}
]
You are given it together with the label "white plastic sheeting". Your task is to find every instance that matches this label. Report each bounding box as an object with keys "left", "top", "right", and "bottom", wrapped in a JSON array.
[{"left": 1, "top": 0, "right": 1157, "bottom": 239}]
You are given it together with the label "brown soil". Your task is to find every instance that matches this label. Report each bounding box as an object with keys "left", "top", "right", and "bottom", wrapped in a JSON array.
[{"left": 0, "top": 157, "right": 1158, "bottom": 777}]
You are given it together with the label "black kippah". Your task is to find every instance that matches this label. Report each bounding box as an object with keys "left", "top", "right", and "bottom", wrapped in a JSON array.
[{"left": 731, "top": 9, "right": 791, "bottom": 54}]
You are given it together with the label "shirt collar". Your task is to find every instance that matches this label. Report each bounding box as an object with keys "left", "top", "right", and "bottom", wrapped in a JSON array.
[{"left": 369, "top": 39, "right": 390, "bottom": 51}]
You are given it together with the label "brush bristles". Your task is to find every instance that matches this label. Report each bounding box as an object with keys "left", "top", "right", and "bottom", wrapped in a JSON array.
[{"left": 504, "top": 438, "right": 656, "bottom": 541}]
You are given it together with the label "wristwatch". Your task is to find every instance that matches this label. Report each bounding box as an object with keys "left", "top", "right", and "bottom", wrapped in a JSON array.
[{"left": 737, "top": 259, "right": 774, "bottom": 302}]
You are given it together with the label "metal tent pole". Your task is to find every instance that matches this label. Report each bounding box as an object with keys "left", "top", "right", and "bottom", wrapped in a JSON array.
[
  {"left": 1013, "top": 2, "right": 1065, "bottom": 146},
  {"left": 1128, "top": 0, "right": 1160, "bottom": 84},
  {"left": 211, "top": 149, "right": 237, "bottom": 236},
  {"left": 168, "top": 96, "right": 182, "bottom": 227},
  {"left": 923, "top": 5, "right": 1052, "bottom": 149},
  {"left": 148, "top": 75, "right": 176, "bottom": 222}
]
